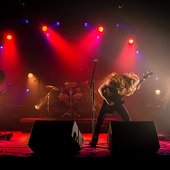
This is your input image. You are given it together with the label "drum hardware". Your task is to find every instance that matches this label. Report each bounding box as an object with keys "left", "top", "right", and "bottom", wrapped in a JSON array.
[
  {"left": 64, "top": 81, "right": 77, "bottom": 88},
  {"left": 35, "top": 85, "right": 60, "bottom": 114},
  {"left": 61, "top": 82, "right": 80, "bottom": 118},
  {"left": 45, "top": 85, "right": 60, "bottom": 91}
]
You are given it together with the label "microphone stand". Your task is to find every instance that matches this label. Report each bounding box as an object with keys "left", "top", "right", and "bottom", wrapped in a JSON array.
[{"left": 89, "top": 59, "right": 98, "bottom": 137}]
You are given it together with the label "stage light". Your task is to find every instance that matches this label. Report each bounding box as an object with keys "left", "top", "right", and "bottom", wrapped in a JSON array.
[
  {"left": 26, "top": 88, "right": 30, "bottom": 92},
  {"left": 6, "top": 34, "right": 13, "bottom": 40},
  {"left": 84, "top": 22, "right": 88, "bottom": 27},
  {"left": 56, "top": 21, "right": 60, "bottom": 26},
  {"left": 155, "top": 89, "right": 161, "bottom": 96},
  {"left": 42, "top": 26, "right": 48, "bottom": 32},
  {"left": 24, "top": 19, "right": 29, "bottom": 24},
  {"left": 128, "top": 38, "right": 134, "bottom": 45},
  {"left": 136, "top": 50, "right": 140, "bottom": 57},
  {"left": 98, "top": 26, "right": 104, "bottom": 33},
  {"left": 35, "top": 104, "right": 40, "bottom": 110},
  {"left": 0, "top": 46, "right": 3, "bottom": 49},
  {"left": 116, "top": 23, "right": 119, "bottom": 28},
  {"left": 96, "top": 35, "right": 100, "bottom": 39},
  {"left": 84, "top": 22, "right": 92, "bottom": 30},
  {"left": 52, "top": 21, "right": 60, "bottom": 28},
  {"left": 28, "top": 73, "right": 34, "bottom": 78}
]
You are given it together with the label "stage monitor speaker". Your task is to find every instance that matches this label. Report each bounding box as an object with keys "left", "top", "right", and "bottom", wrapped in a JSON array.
[
  {"left": 28, "top": 120, "right": 84, "bottom": 155},
  {"left": 107, "top": 121, "right": 160, "bottom": 155}
]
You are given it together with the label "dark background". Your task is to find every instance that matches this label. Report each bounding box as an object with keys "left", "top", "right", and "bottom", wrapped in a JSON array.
[{"left": 0, "top": 0, "right": 170, "bottom": 132}]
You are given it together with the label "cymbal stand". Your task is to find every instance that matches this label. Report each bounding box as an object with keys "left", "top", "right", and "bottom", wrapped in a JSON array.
[{"left": 46, "top": 91, "right": 51, "bottom": 115}]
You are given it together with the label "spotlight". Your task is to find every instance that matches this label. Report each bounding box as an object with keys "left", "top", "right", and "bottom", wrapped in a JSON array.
[
  {"left": 24, "top": 19, "right": 29, "bottom": 24},
  {"left": 42, "top": 26, "right": 48, "bottom": 32},
  {"left": 56, "top": 21, "right": 60, "bottom": 26},
  {"left": 84, "top": 22, "right": 88, "bottom": 27},
  {"left": 35, "top": 104, "right": 40, "bottom": 110},
  {"left": 84, "top": 22, "right": 92, "bottom": 29},
  {"left": 28, "top": 73, "right": 34, "bottom": 78},
  {"left": 155, "top": 89, "right": 161, "bottom": 96},
  {"left": 98, "top": 26, "right": 104, "bottom": 33},
  {"left": 6, "top": 34, "right": 13, "bottom": 40},
  {"left": 26, "top": 88, "right": 30, "bottom": 92},
  {"left": 116, "top": 23, "right": 119, "bottom": 28},
  {"left": 128, "top": 38, "right": 134, "bottom": 45},
  {"left": 0, "top": 46, "right": 3, "bottom": 49}
]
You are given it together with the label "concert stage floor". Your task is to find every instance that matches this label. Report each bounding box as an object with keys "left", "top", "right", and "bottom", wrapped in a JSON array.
[{"left": 1, "top": 130, "right": 170, "bottom": 167}]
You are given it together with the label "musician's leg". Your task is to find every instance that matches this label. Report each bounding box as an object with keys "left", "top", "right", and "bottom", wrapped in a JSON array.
[
  {"left": 115, "top": 103, "right": 131, "bottom": 121},
  {"left": 90, "top": 100, "right": 109, "bottom": 147}
]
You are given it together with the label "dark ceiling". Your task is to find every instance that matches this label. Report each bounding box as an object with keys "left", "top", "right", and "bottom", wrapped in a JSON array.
[
  {"left": 0, "top": 0, "right": 170, "bottom": 80},
  {"left": 1, "top": 0, "right": 169, "bottom": 24},
  {"left": 0, "top": 0, "right": 170, "bottom": 107}
]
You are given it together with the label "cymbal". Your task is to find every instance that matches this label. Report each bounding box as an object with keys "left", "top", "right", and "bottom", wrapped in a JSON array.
[
  {"left": 64, "top": 82, "right": 77, "bottom": 88},
  {"left": 46, "top": 85, "right": 60, "bottom": 91}
]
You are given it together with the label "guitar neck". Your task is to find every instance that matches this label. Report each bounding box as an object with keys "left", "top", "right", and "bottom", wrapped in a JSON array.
[{"left": 136, "top": 78, "right": 145, "bottom": 88}]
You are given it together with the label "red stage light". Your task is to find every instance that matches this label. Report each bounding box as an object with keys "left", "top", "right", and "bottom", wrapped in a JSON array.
[
  {"left": 42, "top": 26, "right": 48, "bottom": 32},
  {"left": 128, "top": 38, "right": 134, "bottom": 45},
  {"left": 6, "top": 34, "right": 13, "bottom": 40},
  {"left": 98, "top": 26, "right": 104, "bottom": 33}
]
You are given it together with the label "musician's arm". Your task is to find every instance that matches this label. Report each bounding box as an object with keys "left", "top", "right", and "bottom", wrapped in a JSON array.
[{"left": 98, "top": 81, "right": 115, "bottom": 106}]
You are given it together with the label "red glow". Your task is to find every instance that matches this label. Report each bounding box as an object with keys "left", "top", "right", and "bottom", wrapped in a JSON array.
[
  {"left": 45, "top": 28, "right": 102, "bottom": 80},
  {"left": 1, "top": 33, "right": 24, "bottom": 83},
  {"left": 45, "top": 28, "right": 78, "bottom": 72},
  {"left": 113, "top": 39, "right": 137, "bottom": 72}
]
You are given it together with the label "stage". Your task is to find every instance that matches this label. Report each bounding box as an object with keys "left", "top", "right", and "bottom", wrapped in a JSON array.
[{"left": 1, "top": 128, "right": 170, "bottom": 166}]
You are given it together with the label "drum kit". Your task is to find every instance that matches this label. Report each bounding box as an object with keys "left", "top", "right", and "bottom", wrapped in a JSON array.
[
  {"left": 35, "top": 81, "right": 84, "bottom": 118},
  {"left": 59, "top": 81, "right": 82, "bottom": 118}
]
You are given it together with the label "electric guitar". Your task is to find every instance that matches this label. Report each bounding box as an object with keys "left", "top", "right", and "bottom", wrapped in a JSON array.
[
  {"left": 104, "top": 71, "right": 153, "bottom": 106},
  {"left": 136, "top": 71, "right": 153, "bottom": 89}
]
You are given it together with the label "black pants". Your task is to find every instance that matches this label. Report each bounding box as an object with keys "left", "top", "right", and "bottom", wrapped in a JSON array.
[{"left": 92, "top": 99, "right": 131, "bottom": 141}]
